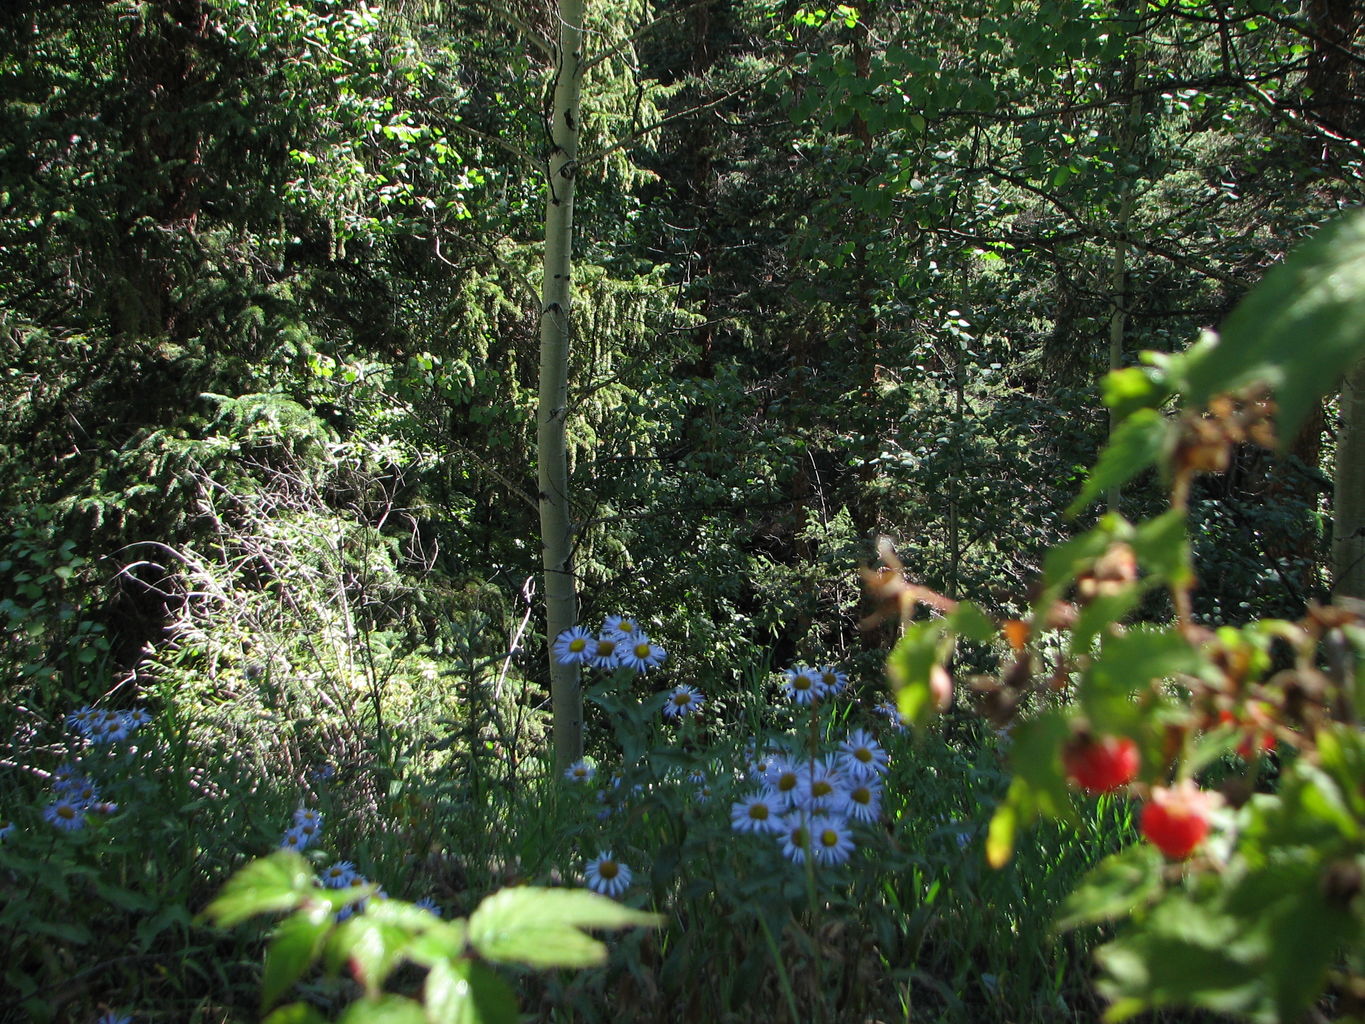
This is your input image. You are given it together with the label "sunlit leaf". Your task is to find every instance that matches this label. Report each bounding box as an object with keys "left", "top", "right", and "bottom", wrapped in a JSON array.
[
  {"left": 425, "top": 958, "right": 518, "bottom": 1024},
  {"left": 466, "top": 887, "right": 660, "bottom": 969},
  {"left": 1067, "top": 410, "right": 1170, "bottom": 517},
  {"left": 205, "top": 852, "right": 317, "bottom": 928},
  {"left": 1055, "top": 844, "right": 1163, "bottom": 931}
]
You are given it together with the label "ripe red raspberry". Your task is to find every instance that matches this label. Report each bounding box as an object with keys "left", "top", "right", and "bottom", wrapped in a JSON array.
[
  {"left": 1063, "top": 734, "right": 1139, "bottom": 793},
  {"left": 1141, "top": 782, "right": 1216, "bottom": 860}
]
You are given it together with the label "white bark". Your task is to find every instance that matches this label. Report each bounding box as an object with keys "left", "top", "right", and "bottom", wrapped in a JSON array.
[{"left": 538, "top": 0, "right": 586, "bottom": 770}]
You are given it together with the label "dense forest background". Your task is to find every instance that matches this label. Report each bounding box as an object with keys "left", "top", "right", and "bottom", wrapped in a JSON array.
[{"left": 1, "top": 0, "right": 1364, "bottom": 1020}]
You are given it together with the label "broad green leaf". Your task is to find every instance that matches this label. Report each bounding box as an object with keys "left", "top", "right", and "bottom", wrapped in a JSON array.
[
  {"left": 263, "top": 1004, "right": 329, "bottom": 1024},
  {"left": 1180, "top": 209, "right": 1365, "bottom": 443},
  {"left": 1102, "top": 366, "right": 1169, "bottom": 424},
  {"left": 337, "top": 995, "right": 427, "bottom": 1024},
  {"left": 466, "top": 887, "right": 661, "bottom": 969},
  {"left": 403, "top": 919, "right": 470, "bottom": 968},
  {"left": 262, "top": 905, "right": 333, "bottom": 1010},
  {"left": 1055, "top": 844, "right": 1163, "bottom": 931},
  {"left": 1067, "top": 410, "right": 1170, "bottom": 517},
  {"left": 425, "top": 958, "right": 518, "bottom": 1024},
  {"left": 204, "top": 851, "right": 316, "bottom": 928},
  {"left": 1086, "top": 627, "right": 1201, "bottom": 733},
  {"left": 887, "top": 620, "right": 949, "bottom": 727},
  {"left": 1095, "top": 896, "right": 1268, "bottom": 1022},
  {"left": 947, "top": 601, "right": 997, "bottom": 644},
  {"left": 327, "top": 917, "right": 412, "bottom": 996},
  {"left": 1008, "top": 710, "right": 1076, "bottom": 824},
  {"left": 1131, "top": 510, "right": 1193, "bottom": 588}
]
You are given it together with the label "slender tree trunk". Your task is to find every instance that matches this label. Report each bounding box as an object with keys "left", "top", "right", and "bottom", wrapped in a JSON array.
[
  {"left": 1332, "top": 358, "right": 1365, "bottom": 600},
  {"left": 539, "top": 0, "right": 585, "bottom": 771}
]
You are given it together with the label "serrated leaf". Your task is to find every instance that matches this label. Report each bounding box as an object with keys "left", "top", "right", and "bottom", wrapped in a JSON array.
[
  {"left": 337, "top": 995, "right": 427, "bottom": 1024},
  {"left": 1055, "top": 844, "right": 1163, "bottom": 931},
  {"left": 404, "top": 919, "right": 469, "bottom": 968},
  {"left": 466, "top": 887, "right": 661, "bottom": 969},
  {"left": 204, "top": 852, "right": 317, "bottom": 928},
  {"left": 1067, "top": 409, "right": 1170, "bottom": 517},
  {"left": 1181, "top": 209, "right": 1365, "bottom": 443},
  {"left": 327, "top": 917, "right": 411, "bottom": 995},
  {"left": 426, "top": 958, "right": 519, "bottom": 1024},
  {"left": 262, "top": 906, "right": 332, "bottom": 1010},
  {"left": 1086, "top": 627, "right": 1201, "bottom": 733}
]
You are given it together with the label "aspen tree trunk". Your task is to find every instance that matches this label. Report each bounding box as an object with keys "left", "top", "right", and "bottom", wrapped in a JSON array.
[
  {"left": 1332, "top": 358, "right": 1365, "bottom": 600},
  {"left": 539, "top": 0, "right": 585, "bottom": 770}
]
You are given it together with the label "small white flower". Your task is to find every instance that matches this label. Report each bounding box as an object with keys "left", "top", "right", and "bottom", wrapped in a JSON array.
[
  {"left": 817, "top": 665, "right": 849, "bottom": 696},
  {"left": 798, "top": 756, "right": 850, "bottom": 815},
  {"left": 552, "top": 626, "right": 595, "bottom": 666},
  {"left": 293, "top": 807, "right": 323, "bottom": 829},
  {"left": 602, "top": 615, "right": 643, "bottom": 641},
  {"left": 810, "top": 814, "right": 856, "bottom": 866},
  {"left": 587, "top": 635, "right": 623, "bottom": 670},
  {"left": 619, "top": 636, "right": 667, "bottom": 673},
  {"left": 280, "top": 825, "right": 311, "bottom": 851},
  {"left": 731, "top": 789, "right": 785, "bottom": 834},
  {"left": 838, "top": 728, "right": 889, "bottom": 780},
  {"left": 662, "top": 685, "right": 704, "bottom": 720},
  {"left": 584, "top": 852, "right": 632, "bottom": 898},
  {"left": 564, "top": 759, "right": 596, "bottom": 783},
  {"left": 845, "top": 779, "right": 883, "bottom": 823},
  {"left": 781, "top": 666, "right": 826, "bottom": 705},
  {"left": 779, "top": 813, "right": 812, "bottom": 864},
  {"left": 874, "top": 699, "right": 908, "bottom": 732},
  {"left": 767, "top": 757, "right": 802, "bottom": 809}
]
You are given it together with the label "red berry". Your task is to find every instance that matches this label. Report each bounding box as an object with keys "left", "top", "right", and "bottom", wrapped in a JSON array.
[
  {"left": 1063, "top": 735, "right": 1139, "bottom": 793},
  {"left": 1141, "top": 783, "right": 1215, "bottom": 860}
]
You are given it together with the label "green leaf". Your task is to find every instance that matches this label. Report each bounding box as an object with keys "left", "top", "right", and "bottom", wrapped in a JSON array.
[
  {"left": 986, "top": 778, "right": 1026, "bottom": 869},
  {"left": 1086, "top": 627, "right": 1201, "bottom": 733},
  {"left": 1037, "top": 515, "right": 1130, "bottom": 608},
  {"left": 1094, "top": 896, "right": 1268, "bottom": 1021},
  {"left": 1181, "top": 209, "right": 1365, "bottom": 443},
  {"left": 887, "top": 620, "right": 948, "bottom": 727},
  {"left": 466, "top": 887, "right": 661, "bottom": 969},
  {"left": 204, "top": 852, "right": 318, "bottom": 928},
  {"left": 327, "top": 916, "right": 411, "bottom": 995},
  {"left": 337, "top": 995, "right": 427, "bottom": 1024},
  {"left": 403, "top": 918, "right": 470, "bottom": 968},
  {"left": 1102, "top": 366, "right": 1169, "bottom": 423},
  {"left": 1008, "top": 710, "right": 1076, "bottom": 823},
  {"left": 425, "top": 958, "right": 519, "bottom": 1024},
  {"left": 1131, "top": 510, "right": 1193, "bottom": 588},
  {"left": 1067, "top": 409, "right": 1170, "bottom": 517},
  {"left": 262, "top": 906, "right": 333, "bottom": 1010},
  {"left": 1055, "top": 844, "right": 1163, "bottom": 931},
  {"left": 947, "top": 601, "right": 997, "bottom": 644},
  {"left": 263, "top": 1004, "right": 330, "bottom": 1024}
]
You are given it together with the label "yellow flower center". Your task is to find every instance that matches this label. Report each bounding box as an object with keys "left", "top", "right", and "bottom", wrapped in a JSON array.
[
  {"left": 57, "top": 805, "right": 75, "bottom": 820},
  {"left": 855, "top": 748, "right": 872, "bottom": 763},
  {"left": 569, "top": 637, "right": 587, "bottom": 652},
  {"left": 749, "top": 804, "right": 769, "bottom": 820},
  {"left": 777, "top": 772, "right": 798, "bottom": 792},
  {"left": 812, "top": 780, "right": 832, "bottom": 798},
  {"left": 820, "top": 829, "right": 839, "bottom": 847},
  {"left": 598, "top": 860, "right": 619, "bottom": 879},
  {"left": 634, "top": 642, "right": 651, "bottom": 658},
  {"left": 794, "top": 677, "right": 811, "bottom": 690}
]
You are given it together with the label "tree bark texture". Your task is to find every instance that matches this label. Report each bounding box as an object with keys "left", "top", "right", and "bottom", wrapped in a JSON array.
[{"left": 539, "top": 0, "right": 585, "bottom": 771}]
